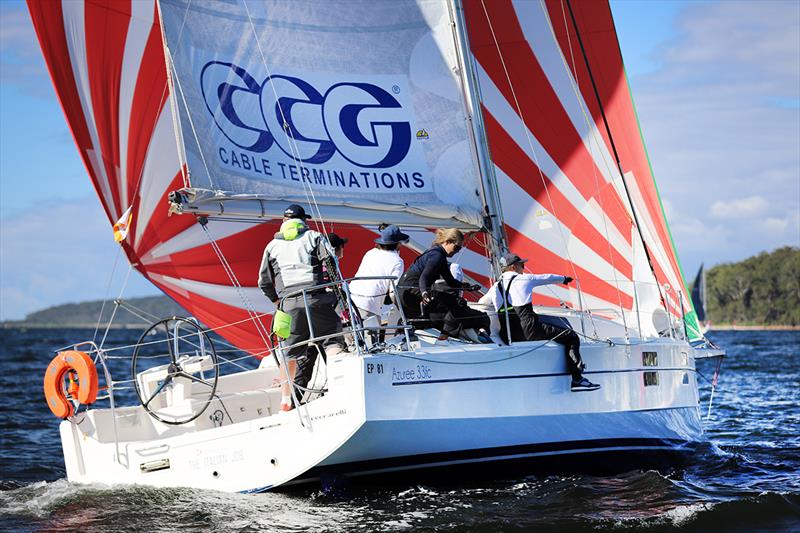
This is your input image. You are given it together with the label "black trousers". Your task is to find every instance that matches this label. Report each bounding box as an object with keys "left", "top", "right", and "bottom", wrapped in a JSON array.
[
  {"left": 281, "top": 292, "right": 343, "bottom": 393},
  {"left": 515, "top": 304, "right": 585, "bottom": 379},
  {"left": 498, "top": 309, "right": 526, "bottom": 344},
  {"left": 400, "top": 288, "right": 489, "bottom": 338}
]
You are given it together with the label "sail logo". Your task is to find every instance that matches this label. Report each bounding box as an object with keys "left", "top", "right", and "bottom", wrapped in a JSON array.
[{"left": 200, "top": 62, "right": 413, "bottom": 169}]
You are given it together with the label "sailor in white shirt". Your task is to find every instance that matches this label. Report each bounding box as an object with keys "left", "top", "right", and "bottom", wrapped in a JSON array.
[
  {"left": 485, "top": 252, "right": 601, "bottom": 392},
  {"left": 349, "top": 225, "right": 410, "bottom": 319}
]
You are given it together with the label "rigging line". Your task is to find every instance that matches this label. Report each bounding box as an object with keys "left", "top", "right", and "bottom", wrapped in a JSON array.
[
  {"left": 92, "top": 245, "right": 123, "bottom": 344},
  {"left": 98, "top": 263, "right": 134, "bottom": 351},
  {"left": 95, "top": 308, "right": 275, "bottom": 355},
  {"left": 240, "top": 0, "right": 354, "bottom": 321},
  {"left": 479, "top": 0, "right": 578, "bottom": 284},
  {"left": 116, "top": 301, "right": 161, "bottom": 323},
  {"left": 543, "top": 0, "right": 628, "bottom": 336},
  {"left": 241, "top": 0, "right": 328, "bottom": 236},
  {"left": 562, "top": 0, "right": 667, "bottom": 310},
  {"left": 200, "top": 223, "right": 274, "bottom": 348}
]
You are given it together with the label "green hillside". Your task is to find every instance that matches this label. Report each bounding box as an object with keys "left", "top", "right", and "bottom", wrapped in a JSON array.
[
  {"left": 5, "top": 295, "right": 186, "bottom": 328},
  {"left": 703, "top": 246, "right": 800, "bottom": 326}
]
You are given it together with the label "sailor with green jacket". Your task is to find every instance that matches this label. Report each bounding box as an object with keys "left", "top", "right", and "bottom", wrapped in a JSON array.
[{"left": 258, "top": 204, "right": 343, "bottom": 412}]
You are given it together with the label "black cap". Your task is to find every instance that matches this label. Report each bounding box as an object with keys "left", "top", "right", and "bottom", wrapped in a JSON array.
[
  {"left": 328, "top": 232, "right": 348, "bottom": 248},
  {"left": 499, "top": 252, "right": 528, "bottom": 268},
  {"left": 284, "top": 204, "right": 311, "bottom": 219}
]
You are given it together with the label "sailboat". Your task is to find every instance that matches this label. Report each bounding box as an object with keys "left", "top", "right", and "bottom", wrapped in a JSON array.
[
  {"left": 691, "top": 264, "right": 710, "bottom": 333},
  {"left": 30, "top": 0, "right": 723, "bottom": 492}
]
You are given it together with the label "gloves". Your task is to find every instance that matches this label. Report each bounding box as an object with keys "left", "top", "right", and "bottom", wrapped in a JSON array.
[
  {"left": 421, "top": 291, "right": 433, "bottom": 304},
  {"left": 563, "top": 276, "right": 574, "bottom": 285}
]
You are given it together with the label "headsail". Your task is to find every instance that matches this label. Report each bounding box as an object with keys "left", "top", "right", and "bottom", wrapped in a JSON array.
[{"left": 461, "top": 0, "right": 701, "bottom": 339}]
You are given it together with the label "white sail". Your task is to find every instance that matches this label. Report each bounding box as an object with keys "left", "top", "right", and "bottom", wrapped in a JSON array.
[{"left": 159, "top": 0, "right": 486, "bottom": 228}]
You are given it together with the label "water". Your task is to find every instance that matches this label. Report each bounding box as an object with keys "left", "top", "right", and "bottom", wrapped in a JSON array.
[{"left": 1, "top": 328, "right": 798, "bottom": 532}]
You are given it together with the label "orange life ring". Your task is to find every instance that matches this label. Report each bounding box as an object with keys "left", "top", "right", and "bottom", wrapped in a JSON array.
[{"left": 43, "top": 350, "right": 99, "bottom": 419}]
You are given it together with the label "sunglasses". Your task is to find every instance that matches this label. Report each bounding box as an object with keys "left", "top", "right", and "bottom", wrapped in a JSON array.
[{"left": 451, "top": 243, "right": 463, "bottom": 252}]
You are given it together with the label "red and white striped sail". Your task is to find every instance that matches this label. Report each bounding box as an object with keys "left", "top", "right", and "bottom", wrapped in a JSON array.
[
  {"left": 463, "top": 0, "right": 697, "bottom": 336},
  {"left": 26, "top": 0, "right": 484, "bottom": 353},
  {"left": 28, "top": 0, "right": 699, "bottom": 349}
]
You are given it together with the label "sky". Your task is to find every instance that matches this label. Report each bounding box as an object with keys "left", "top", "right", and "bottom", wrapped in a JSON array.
[{"left": 1, "top": 0, "right": 799, "bottom": 320}]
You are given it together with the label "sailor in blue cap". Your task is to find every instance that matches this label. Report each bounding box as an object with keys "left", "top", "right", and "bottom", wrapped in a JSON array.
[{"left": 349, "top": 225, "right": 410, "bottom": 320}]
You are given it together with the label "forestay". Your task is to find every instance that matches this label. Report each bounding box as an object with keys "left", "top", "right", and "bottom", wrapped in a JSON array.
[{"left": 159, "top": 0, "right": 486, "bottom": 229}]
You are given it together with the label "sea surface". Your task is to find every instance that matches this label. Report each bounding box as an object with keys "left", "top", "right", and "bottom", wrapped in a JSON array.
[{"left": 0, "top": 328, "right": 798, "bottom": 532}]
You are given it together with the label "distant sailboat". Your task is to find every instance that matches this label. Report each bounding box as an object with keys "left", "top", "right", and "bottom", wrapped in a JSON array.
[{"left": 691, "top": 264, "right": 710, "bottom": 333}]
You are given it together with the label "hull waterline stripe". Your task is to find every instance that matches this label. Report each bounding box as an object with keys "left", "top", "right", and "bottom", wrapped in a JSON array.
[{"left": 299, "top": 437, "right": 694, "bottom": 482}]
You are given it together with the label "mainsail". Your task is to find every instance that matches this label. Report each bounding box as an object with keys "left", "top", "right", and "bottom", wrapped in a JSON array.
[
  {"left": 28, "top": 0, "right": 703, "bottom": 352},
  {"left": 158, "top": 0, "right": 487, "bottom": 229}
]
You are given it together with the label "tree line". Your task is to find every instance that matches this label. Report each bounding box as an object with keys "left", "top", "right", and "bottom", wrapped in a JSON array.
[{"left": 703, "top": 246, "right": 799, "bottom": 326}]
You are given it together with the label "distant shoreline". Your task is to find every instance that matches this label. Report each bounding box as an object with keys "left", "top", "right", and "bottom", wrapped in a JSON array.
[
  {"left": 709, "top": 325, "right": 800, "bottom": 331},
  {"left": 1, "top": 323, "right": 147, "bottom": 330}
]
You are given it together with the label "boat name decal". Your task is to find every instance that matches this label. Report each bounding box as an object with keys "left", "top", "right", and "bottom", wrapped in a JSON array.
[{"left": 391, "top": 364, "right": 432, "bottom": 384}]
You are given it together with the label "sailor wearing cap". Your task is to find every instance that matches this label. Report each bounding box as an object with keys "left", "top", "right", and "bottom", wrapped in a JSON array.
[
  {"left": 487, "top": 252, "right": 600, "bottom": 392},
  {"left": 258, "top": 204, "right": 343, "bottom": 411},
  {"left": 349, "top": 225, "right": 410, "bottom": 319}
]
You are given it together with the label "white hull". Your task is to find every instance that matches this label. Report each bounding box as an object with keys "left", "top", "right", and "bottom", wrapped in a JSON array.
[{"left": 59, "top": 332, "right": 704, "bottom": 493}]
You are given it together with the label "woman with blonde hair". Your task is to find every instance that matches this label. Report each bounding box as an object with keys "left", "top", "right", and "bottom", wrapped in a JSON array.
[{"left": 397, "top": 229, "right": 489, "bottom": 340}]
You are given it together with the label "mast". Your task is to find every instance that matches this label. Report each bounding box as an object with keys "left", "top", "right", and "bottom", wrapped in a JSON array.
[{"left": 449, "top": 0, "right": 507, "bottom": 280}]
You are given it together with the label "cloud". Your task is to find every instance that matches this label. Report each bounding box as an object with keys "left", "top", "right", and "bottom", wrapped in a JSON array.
[
  {"left": 629, "top": 0, "right": 800, "bottom": 274},
  {"left": 0, "top": 198, "right": 159, "bottom": 321},
  {"left": 0, "top": 3, "right": 53, "bottom": 97},
  {"left": 709, "top": 195, "right": 769, "bottom": 219}
]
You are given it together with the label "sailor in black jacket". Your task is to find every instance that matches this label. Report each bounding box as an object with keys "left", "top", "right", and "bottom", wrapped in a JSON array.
[{"left": 398, "top": 229, "right": 489, "bottom": 340}]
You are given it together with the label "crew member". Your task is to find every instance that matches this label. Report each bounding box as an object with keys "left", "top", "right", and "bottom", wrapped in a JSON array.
[
  {"left": 349, "top": 224, "right": 409, "bottom": 321},
  {"left": 258, "top": 204, "right": 342, "bottom": 411},
  {"left": 397, "top": 228, "right": 488, "bottom": 340},
  {"left": 487, "top": 252, "right": 601, "bottom": 392},
  {"left": 327, "top": 233, "right": 348, "bottom": 260}
]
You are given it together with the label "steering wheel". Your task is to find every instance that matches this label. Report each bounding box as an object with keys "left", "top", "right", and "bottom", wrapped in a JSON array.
[{"left": 132, "top": 317, "right": 219, "bottom": 425}]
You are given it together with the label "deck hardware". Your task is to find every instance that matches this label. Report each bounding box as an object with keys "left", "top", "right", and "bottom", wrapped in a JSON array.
[{"left": 140, "top": 458, "right": 170, "bottom": 473}]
